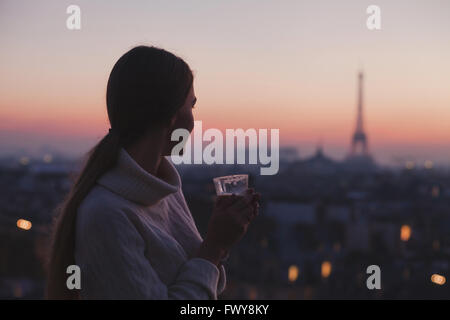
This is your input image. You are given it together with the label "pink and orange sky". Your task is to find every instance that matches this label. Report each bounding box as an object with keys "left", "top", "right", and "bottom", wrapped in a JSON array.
[{"left": 1, "top": 0, "right": 449, "bottom": 165}]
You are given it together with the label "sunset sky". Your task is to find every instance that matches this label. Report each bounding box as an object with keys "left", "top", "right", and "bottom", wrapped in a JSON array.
[{"left": 1, "top": 0, "right": 449, "bottom": 166}]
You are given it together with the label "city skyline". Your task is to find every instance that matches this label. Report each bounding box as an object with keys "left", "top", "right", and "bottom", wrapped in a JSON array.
[{"left": 1, "top": 0, "right": 449, "bottom": 166}]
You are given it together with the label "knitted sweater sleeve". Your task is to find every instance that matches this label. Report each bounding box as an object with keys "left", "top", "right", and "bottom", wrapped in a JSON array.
[{"left": 75, "top": 202, "right": 220, "bottom": 300}]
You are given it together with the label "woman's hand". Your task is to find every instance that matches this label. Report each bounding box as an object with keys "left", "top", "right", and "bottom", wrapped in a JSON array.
[{"left": 195, "top": 188, "right": 260, "bottom": 265}]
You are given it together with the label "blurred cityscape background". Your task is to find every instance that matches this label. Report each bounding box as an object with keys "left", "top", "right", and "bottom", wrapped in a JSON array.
[{"left": 1, "top": 86, "right": 449, "bottom": 298}]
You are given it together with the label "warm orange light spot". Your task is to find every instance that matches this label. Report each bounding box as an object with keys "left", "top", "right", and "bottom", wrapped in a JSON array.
[
  {"left": 13, "top": 284, "right": 23, "bottom": 298},
  {"left": 260, "top": 237, "right": 268, "bottom": 248},
  {"left": 17, "top": 219, "right": 32, "bottom": 230},
  {"left": 431, "top": 186, "right": 440, "bottom": 198},
  {"left": 400, "top": 225, "right": 411, "bottom": 242},
  {"left": 431, "top": 274, "right": 446, "bottom": 285},
  {"left": 432, "top": 240, "right": 440, "bottom": 251},
  {"left": 288, "top": 265, "right": 299, "bottom": 282},
  {"left": 321, "top": 261, "right": 332, "bottom": 278},
  {"left": 248, "top": 287, "right": 258, "bottom": 300},
  {"left": 405, "top": 161, "right": 415, "bottom": 170},
  {"left": 403, "top": 268, "right": 410, "bottom": 280},
  {"left": 424, "top": 160, "right": 433, "bottom": 169},
  {"left": 43, "top": 154, "right": 53, "bottom": 163},
  {"left": 333, "top": 243, "right": 341, "bottom": 252},
  {"left": 19, "top": 156, "right": 30, "bottom": 165}
]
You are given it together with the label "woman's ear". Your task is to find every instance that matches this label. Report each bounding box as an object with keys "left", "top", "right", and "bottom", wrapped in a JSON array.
[
  {"left": 166, "top": 112, "right": 179, "bottom": 137},
  {"left": 168, "top": 113, "right": 178, "bottom": 130}
]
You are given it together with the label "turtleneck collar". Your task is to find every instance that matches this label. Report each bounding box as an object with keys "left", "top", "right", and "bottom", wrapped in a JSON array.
[{"left": 97, "top": 148, "right": 181, "bottom": 207}]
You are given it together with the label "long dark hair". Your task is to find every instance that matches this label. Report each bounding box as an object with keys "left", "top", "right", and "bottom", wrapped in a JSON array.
[{"left": 46, "top": 45, "right": 193, "bottom": 299}]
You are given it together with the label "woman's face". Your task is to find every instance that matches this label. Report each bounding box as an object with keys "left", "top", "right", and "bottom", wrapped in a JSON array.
[{"left": 164, "top": 85, "right": 196, "bottom": 154}]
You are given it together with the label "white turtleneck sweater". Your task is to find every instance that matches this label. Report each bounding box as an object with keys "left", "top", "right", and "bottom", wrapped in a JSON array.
[{"left": 74, "top": 148, "right": 226, "bottom": 299}]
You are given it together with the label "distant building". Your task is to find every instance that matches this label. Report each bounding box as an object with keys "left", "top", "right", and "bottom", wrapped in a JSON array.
[
  {"left": 279, "top": 147, "right": 300, "bottom": 163},
  {"left": 287, "top": 146, "right": 340, "bottom": 175},
  {"left": 264, "top": 201, "right": 316, "bottom": 262},
  {"left": 346, "top": 220, "right": 370, "bottom": 252}
]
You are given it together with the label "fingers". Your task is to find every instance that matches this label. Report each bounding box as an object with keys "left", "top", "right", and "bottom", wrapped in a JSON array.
[
  {"left": 215, "top": 194, "right": 238, "bottom": 209},
  {"left": 253, "top": 200, "right": 260, "bottom": 217},
  {"left": 242, "top": 195, "right": 259, "bottom": 222},
  {"left": 252, "top": 192, "right": 261, "bottom": 203},
  {"left": 216, "top": 188, "right": 261, "bottom": 224},
  {"left": 229, "top": 192, "right": 253, "bottom": 211},
  {"left": 237, "top": 205, "right": 254, "bottom": 224},
  {"left": 216, "top": 189, "right": 254, "bottom": 206},
  {"left": 242, "top": 189, "right": 260, "bottom": 214},
  {"left": 247, "top": 191, "right": 260, "bottom": 221}
]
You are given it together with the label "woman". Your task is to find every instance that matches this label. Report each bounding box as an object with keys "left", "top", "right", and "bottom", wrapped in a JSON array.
[{"left": 46, "top": 45, "right": 260, "bottom": 299}]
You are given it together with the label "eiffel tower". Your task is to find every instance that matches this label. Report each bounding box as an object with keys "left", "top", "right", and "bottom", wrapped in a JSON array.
[
  {"left": 351, "top": 71, "right": 368, "bottom": 155},
  {"left": 346, "top": 71, "right": 375, "bottom": 169}
]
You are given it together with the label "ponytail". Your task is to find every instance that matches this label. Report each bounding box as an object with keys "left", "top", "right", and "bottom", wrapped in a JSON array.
[{"left": 46, "top": 132, "right": 120, "bottom": 299}]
